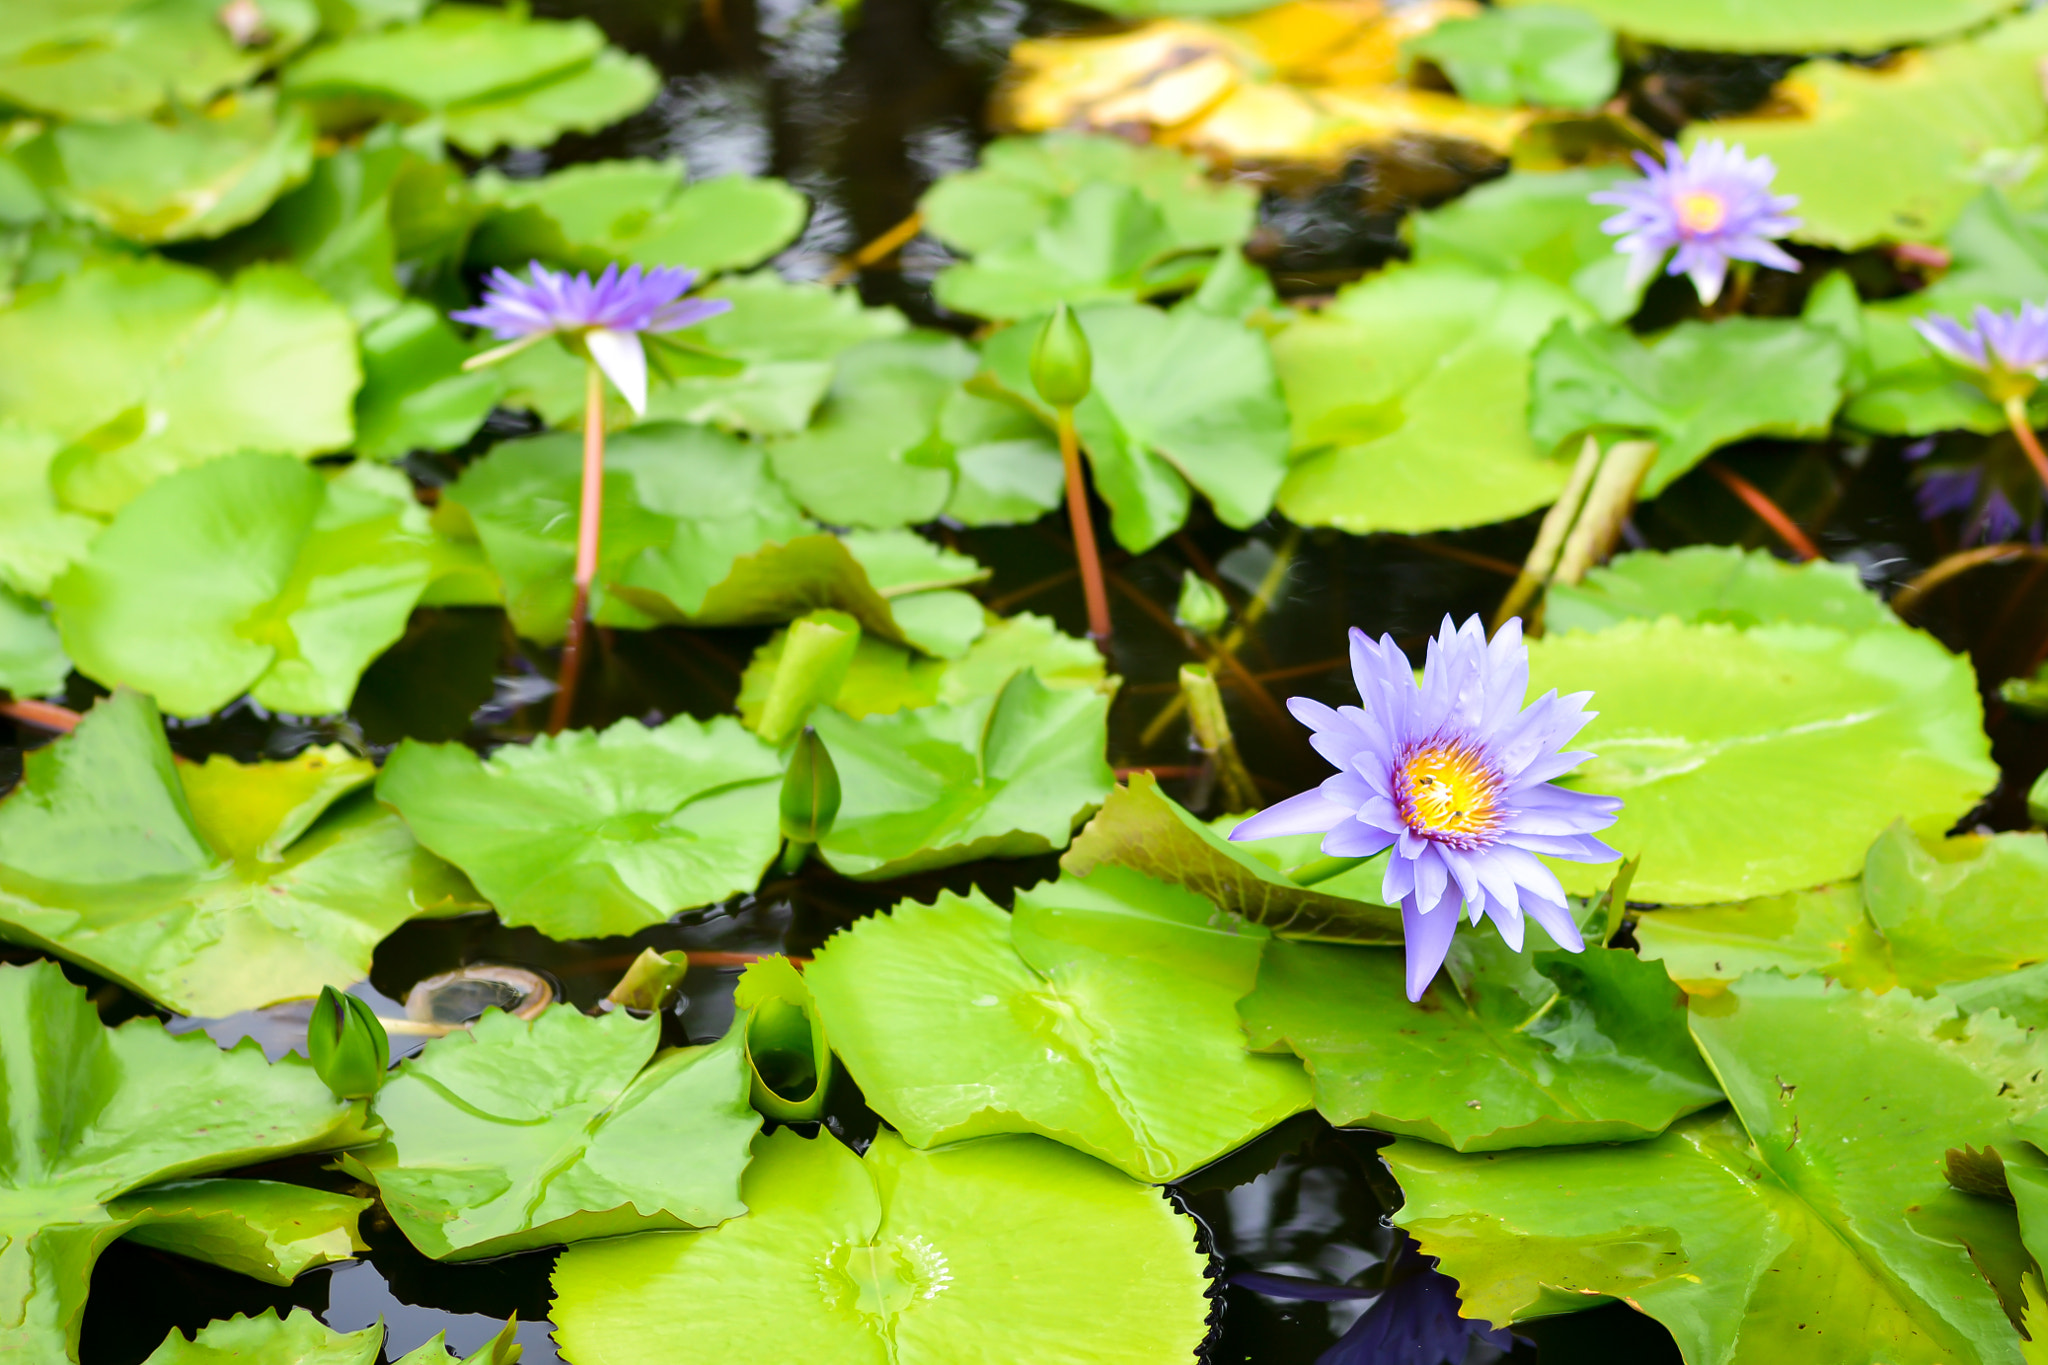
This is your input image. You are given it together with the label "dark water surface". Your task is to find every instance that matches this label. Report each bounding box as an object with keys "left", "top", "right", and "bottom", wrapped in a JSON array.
[{"left": 9, "top": 0, "right": 2048, "bottom": 1359}]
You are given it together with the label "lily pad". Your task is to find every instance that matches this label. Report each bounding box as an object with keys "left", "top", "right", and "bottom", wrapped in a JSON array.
[
  {"left": 1545, "top": 546, "right": 1898, "bottom": 635},
  {"left": 339, "top": 1007, "right": 759, "bottom": 1260},
  {"left": 0, "top": 586, "right": 67, "bottom": 697},
  {"left": 0, "top": 958, "right": 376, "bottom": 1362},
  {"left": 1500, "top": 0, "right": 2018, "bottom": 53},
  {"left": 806, "top": 867, "right": 1313, "bottom": 1181},
  {"left": 1408, "top": 167, "right": 1644, "bottom": 322},
  {"left": 921, "top": 133, "right": 1257, "bottom": 318},
  {"left": 114, "top": 1180, "right": 370, "bottom": 1287},
  {"left": 1528, "top": 618, "right": 1996, "bottom": 903},
  {"left": 981, "top": 300, "right": 1290, "bottom": 552},
  {"left": 376, "top": 713, "right": 784, "bottom": 940},
  {"left": 144, "top": 1312, "right": 378, "bottom": 1365},
  {"left": 1391, "top": 973, "right": 2048, "bottom": 1362},
  {"left": 1404, "top": 6, "right": 1619, "bottom": 112},
  {"left": 470, "top": 159, "right": 807, "bottom": 276},
  {"left": 282, "top": 3, "right": 659, "bottom": 155},
  {"left": 354, "top": 301, "right": 505, "bottom": 460},
  {"left": 812, "top": 669, "right": 1114, "bottom": 879},
  {"left": 731, "top": 956, "right": 832, "bottom": 1122},
  {"left": 0, "top": 691, "right": 480, "bottom": 1016},
  {"left": 1693, "top": 10, "right": 2048, "bottom": 249},
  {"left": 550, "top": 1126, "right": 1213, "bottom": 1364},
  {"left": 1528, "top": 317, "right": 1848, "bottom": 493},
  {"left": 0, "top": 0, "right": 318, "bottom": 121},
  {"left": 1275, "top": 263, "right": 1591, "bottom": 534},
  {"left": 52, "top": 454, "right": 438, "bottom": 717},
  {"left": 0, "top": 257, "right": 359, "bottom": 515},
  {"left": 0, "top": 424, "right": 99, "bottom": 597}
]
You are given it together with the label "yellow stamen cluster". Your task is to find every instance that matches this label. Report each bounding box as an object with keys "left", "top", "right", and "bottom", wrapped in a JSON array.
[
  {"left": 1402, "top": 745, "right": 1500, "bottom": 839},
  {"left": 1675, "top": 190, "right": 1728, "bottom": 235}
]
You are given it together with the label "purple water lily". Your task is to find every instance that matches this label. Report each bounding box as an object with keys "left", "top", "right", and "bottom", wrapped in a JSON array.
[
  {"left": 1230, "top": 616, "right": 1621, "bottom": 1001},
  {"left": 453, "top": 261, "right": 729, "bottom": 415},
  {"left": 1591, "top": 139, "right": 1801, "bottom": 305},
  {"left": 1915, "top": 303, "right": 2048, "bottom": 399},
  {"left": 1907, "top": 440, "right": 2041, "bottom": 545}
]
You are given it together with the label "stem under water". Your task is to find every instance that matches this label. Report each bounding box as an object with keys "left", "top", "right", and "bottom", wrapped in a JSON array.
[
  {"left": 2003, "top": 394, "right": 2048, "bottom": 496},
  {"left": 1057, "top": 404, "right": 1113, "bottom": 644},
  {"left": 549, "top": 362, "right": 607, "bottom": 735}
]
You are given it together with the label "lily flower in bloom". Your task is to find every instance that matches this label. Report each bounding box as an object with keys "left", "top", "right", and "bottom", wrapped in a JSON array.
[
  {"left": 1914, "top": 303, "right": 2048, "bottom": 498},
  {"left": 1230, "top": 616, "right": 1620, "bottom": 1001},
  {"left": 1591, "top": 139, "right": 1801, "bottom": 304}
]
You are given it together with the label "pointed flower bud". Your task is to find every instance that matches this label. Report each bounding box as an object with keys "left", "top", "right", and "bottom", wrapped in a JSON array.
[
  {"left": 780, "top": 727, "right": 842, "bottom": 845},
  {"left": 1030, "top": 303, "right": 1093, "bottom": 409},
  {"left": 1174, "top": 570, "right": 1228, "bottom": 637},
  {"left": 308, "top": 985, "right": 389, "bottom": 1101}
]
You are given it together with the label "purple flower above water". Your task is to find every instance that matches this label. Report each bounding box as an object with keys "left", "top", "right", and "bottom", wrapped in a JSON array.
[
  {"left": 451, "top": 261, "right": 730, "bottom": 415},
  {"left": 1591, "top": 139, "right": 1800, "bottom": 305},
  {"left": 1915, "top": 303, "right": 2048, "bottom": 403},
  {"left": 1229, "top": 616, "right": 1620, "bottom": 1002}
]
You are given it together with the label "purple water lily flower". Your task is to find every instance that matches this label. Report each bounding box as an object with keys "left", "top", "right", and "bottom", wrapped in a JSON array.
[
  {"left": 1230, "top": 616, "right": 1621, "bottom": 1002},
  {"left": 452, "top": 261, "right": 729, "bottom": 415},
  {"left": 1915, "top": 303, "right": 2048, "bottom": 402},
  {"left": 1906, "top": 439, "right": 2040, "bottom": 545},
  {"left": 1591, "top": 139, "right": 1801, "bottom": 305}
]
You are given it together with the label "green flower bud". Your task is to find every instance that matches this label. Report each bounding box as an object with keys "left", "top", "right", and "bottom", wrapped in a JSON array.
[
  {"left": 308, "top": 985, "right": 389, "bottom": 1101},
  {"left": 1174, "top": 570, "right": 1228, "bottom": 637},
  {"left": 1029, "top": 303, "right": 1093, "bottom": 409},
  {"left": 779, "top": 726, "right": 842, "bottom": 845}
]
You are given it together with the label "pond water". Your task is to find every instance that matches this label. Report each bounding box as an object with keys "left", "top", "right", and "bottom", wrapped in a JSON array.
[{"left": 6, "top": 0, "right": 2048, "bottom": 1360}]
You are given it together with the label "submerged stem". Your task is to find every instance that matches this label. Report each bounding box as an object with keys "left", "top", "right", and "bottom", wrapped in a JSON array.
[
  {"left": 549, "top": 362, "right": 607, "bottom": 734},
  {"left": 1704, "top": 460, "right": 1820, "bottom": 562},
  {"left": 2003, "top": 394, "right": 2048, "bottom": 496},
  {"left": 1058, "top": 405, "right": 1113, "bottom": 644}
]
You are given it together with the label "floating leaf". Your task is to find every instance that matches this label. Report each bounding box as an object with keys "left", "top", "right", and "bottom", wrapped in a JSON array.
[
  {"left": 52, "top": 454, "right": 437, "bottom": 717},
  {"left": 1274, "top": 263, "right": 1590, "bottom": 534},
  {"left": 0, "top": 424, "right": 99, "bottom": 597},
  {"left": 377, "top": 713, "right": 784, "bottom": 940},
  {"left": 340, "top": 1007, "right": 758, "bottom": 1261},
  {"left": 0, "top": 586, "right": 67, "bottom": 697},
  {"left": 551, "top": 1127, "right": 1212, "bottom": 1364},
  {"left": 1392, "top": 974, "right": 2048, "bottom": 1362},
  {"left": 1408, "top": 168, "right": 1644, "bottom": 322},
  {"left": 807, "top": 867, "right": 1312, "bottom": 1180},
  {"left": 354, "top": 301, "right": 504, "bottom": 460},
  {"left": 0, "top": 692, "right": 479, "bottom": 1016},
  {"left": 1404, "top": 5, "right": 1619, "bottom": 111},
  {"left": 143, "top": 1309, "right": 380, "bottom": 1365},
  {"left": 1545, "top": 546, "right": 1899, "bottom": 635},
  {"left": 1529, "top": 619, "right": 1995, "bottom": 903},
  {"left": 731, "top": 955, "right": 831, "bottom": 1122},
  {"left": 0, "top": 0, "right": 318, "bottom": 121},
  {"left": 470, "top": 159, "right": 807, "bottom": 276},
  {"left": 1509, "top": 0, "right": 2022, "bottom": 58},
  {"left": 812, "top": 670, "right": 1113, "bottom": 879},
  {"left": 1528, "top": 317, "right": 1848, "bottom": 493},
  {"left": 114, "top": 1180, "right": 370, "bottom": 1287},
  {"left": 0, "top": 959, "right": 376, "bottom": 1362},
  {"left": 981, "top": 301, "right": 1290, "bottom": 551},
  {"left": 0, "top": 257, "right": 358, "bottom": 515}
]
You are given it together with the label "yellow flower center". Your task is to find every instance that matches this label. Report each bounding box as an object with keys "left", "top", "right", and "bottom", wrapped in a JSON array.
[
  {"left": 1675, "top": 190, "right": 1728, "bottom": 235},
  {"left": 1403, "top": 745, "right": 1500, "bottom": 839}
]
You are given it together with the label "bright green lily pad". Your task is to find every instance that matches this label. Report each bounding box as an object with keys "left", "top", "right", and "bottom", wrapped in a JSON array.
[
  {"left": 730, "top": 955, "right": 831, "bottom": 1122},
  {"left": 0, "top": 587, "right": 67, "bottom": 697},
  {"left": 52, "top": 454, "right": 437, "bottom": 717},
  {"left": 0, "top": 257, "right": 358, "bottom": 515},
  {"left": 1500, "top": 0, "right": 2019, "bottom": 54},
  {"left": 1392, "top": 974, "right": 2048, "bottom": 1362},
  {"left": 1529, "top": 317, "right": 1848, "bottom": 493},
  {"left": 551, "top": 1126, "right": 1213, "bottom": 1364},
  {"left": 1545, "top": 546, "right": 1898, "bottom": 634},
  {"left": 0, "top": 958, "right": 377, "bottom": 1362},
  {"left": 1274, "top": 263, "right": 1591, "bottom": 535},
  {"left": 113, "top": 1179, "right": 368, "bottom": 1288},
  {"left": 0, "top": 691, "right": 480, "bottom": 1016},
  {"left": 354, "top": 301, "right": 504, "bottom": 460},
  {"left": 812, "top": 669, "right": 1114, "bottom": 879},
  {"left": 1408, "top": 168, "right": 1643, "bottom": 322},
  {"left": 981, "top": 300, "right": 1290, "bottom": 552},
  {"left": 1529, "top": 618, "right": 1996, "bottom": 903},
  {"left": 340, "top": 1007, "right": 758, "bottom": 1260},
  {"left": 0, "top": 424, "right": 99, "bottom": 598},
  {"left": 1405, "top": 6, "right": 1619, "bottom": 112},
  {"left": 807, "top": 867, "right": 1312, "bottom": 1181},
  {"left": 377, "top": 712, "right": 784, "bottom": 940},
  {"left": 0, "top": 0, "right": 318, "bottom": 121},
  {"left": 143, "top": 1310, "right": 380, "bottom": 1365}
]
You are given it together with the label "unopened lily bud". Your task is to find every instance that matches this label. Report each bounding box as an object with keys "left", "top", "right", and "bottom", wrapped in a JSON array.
[
  {"left": 1030, "top": 303, "right": 1093, "bottom": 409},
  {"left": 779, "top": 727, "right": 842, "bottom": 846},
  {"left": 308, "top": 986, "right": 389, "bottom": 1100},
  {"left": 1174, "top": 571, "right": 1228, "bottom": 637}
]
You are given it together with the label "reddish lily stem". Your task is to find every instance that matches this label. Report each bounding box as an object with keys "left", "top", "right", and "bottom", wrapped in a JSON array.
[
  {"left": 1705, "top": 461, "right": 1820, "bottom": 562},
  {"left": 549, "top": 363, "right": 607, "bottom": 734},
  {"left": 2004, "top": 395, "right": 2048, "bottom": 496},
  {"left": 1057, "top": 405, "right": 1113, "bottom": 644},
  {"left": 0, "top": 698, "right": 80, "bottom": 732}
]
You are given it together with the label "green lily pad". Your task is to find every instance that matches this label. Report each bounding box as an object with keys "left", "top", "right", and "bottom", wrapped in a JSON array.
[
  {"left": 52, "top": 454, "right": 437, "bottom": 717},
  {"left": 0, "top": 958, "right": 376, "bottom": 1362},
  {"left": 922, "top": 133, "right": 1255, "bottom": 319},
  {"left": 1274, "top": 263, "right": 1591, "bottom": 535},
  {"left": 1408, "top": 168, "right": 1643, "bottom": 322},
  {"left": 0, "top": 424, "right": 99, "bottom": 597},
  {"left": 114, "top": 1180, "right": 370, "bottom": 1286},
  {"left": 1405, "top": 6, "right": 1619, "bottom": 112},
  {"left": 1632, "top": 884, "right": 1889, "bottom": 995},
  {"left": 1500, "top": 0, "right": 2018, "bottom": 53},
  {"left": 143, "top": 1310, "right": 380, "bottom": 1365},
  {"left": 470, "top": 159, "right": 807, "bottom": 276},
  {"left": 354, "top": 301, "right": 504, "bottom": 460},
  {"left": 551, "top": 1126, "right": 1213, "bottom": 1364},
  {"left": 0, "top": 0, "right": 318, "bottom": 121},
  {"left": 0, "top": 586, "right": 67, "bottom": 697},
  {"left": 1063, "top": 773, "right": 1405, "bottom": 943},
  {"left": 282, "top": 3, "right": 659, "bottom": 156},
  {"left": 812, "top": 669, "right": 1114, "bottom": 879},
  {"left": 807, "top": 867, "right": 1312, "bottom": 1181},
  {"left": 377, "top": 712, "right": 784, "bottom": 940},
  {"left": 730, "top": 955, "right": 831, "bottom": 1122},
  {"left": 19, "top": 90, "right": 315, "bottom": 245},
  {"left": 391, "top": 1320, "right": 521, "bottom": 1365},
  {"left": 0, "top": 257, "right": 359, "bottom": 515},
  {"left": 340, "top": 1007, "right": 758, "bottom": 1261},
  {"left": 1529, "top": 317, "right": 1848, "bottom": 493},
  {"left": 1529, "top": 618, "right": 1996, "bottom": 903},
  {"left": 936, "top": 386, "right": 1067, "bottom": 526},
  {"left": 981, "top": 300, "right": 1290, "bottom": 552},
  {"left": 1692, "top": 10, "right": 2048, "bottom": 250},
  {"left": 0, "top": 693, "right": 480, "bottom": 1015},
  {"left": 1545, "top": 546, "right": 1899, "bottom": 634},
  {"left": 1391, "top": 973, "right": 2048, "bottom": 1361}
]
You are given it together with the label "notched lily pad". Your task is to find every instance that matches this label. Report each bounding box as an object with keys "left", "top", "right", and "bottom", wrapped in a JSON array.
[
  {"left": 1544, "top": 546, "right": 1898, "bottom": 635},
  {"left": 142, "top": 1309, "right": 380, "bottom": 1365},
  {"left": 0, "top": 0, "right": 318, "bottom": 121}
]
